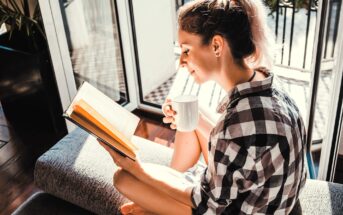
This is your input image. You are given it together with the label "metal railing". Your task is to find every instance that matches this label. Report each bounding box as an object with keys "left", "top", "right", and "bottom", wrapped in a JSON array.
[
  {"left": 176, "top": 0, "right": 342, "bottom": 71},
  {"left": 273, "top": 0, "right": 341, "bottom": 70}
]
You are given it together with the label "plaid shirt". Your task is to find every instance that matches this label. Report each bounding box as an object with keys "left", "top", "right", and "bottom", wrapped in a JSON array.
[{"left": 191, "top": 68, "right": 307, "bottom": 214}]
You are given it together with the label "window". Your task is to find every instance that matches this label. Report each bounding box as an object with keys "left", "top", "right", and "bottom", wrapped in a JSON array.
[{"left": 60, "top": 0, "right": 129, "bottom": 104}]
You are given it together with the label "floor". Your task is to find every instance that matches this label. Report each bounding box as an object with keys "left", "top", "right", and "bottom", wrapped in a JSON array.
[
  {"left": 0, "top": 106, "right": 175, "bottom": 215},
  {"left": 0, "top": 103, "right": 41, "bottom": 215}
]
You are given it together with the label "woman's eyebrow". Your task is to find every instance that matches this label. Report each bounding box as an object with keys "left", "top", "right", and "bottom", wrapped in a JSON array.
[{"left": 180, "top": 43, "right": 190, "bottom": 48}]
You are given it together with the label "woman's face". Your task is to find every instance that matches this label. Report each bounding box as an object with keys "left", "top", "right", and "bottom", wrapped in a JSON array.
[{"left": 178, "top": 29, "right": 218, "bottom": 84}]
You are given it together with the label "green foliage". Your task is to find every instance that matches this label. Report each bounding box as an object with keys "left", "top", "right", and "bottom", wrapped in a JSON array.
[
  {"left": 264, "top": 0, "right": 311, "bottom": 14},
  {"left": 0, "top": 0, "right": 45, "bottom": 41}
]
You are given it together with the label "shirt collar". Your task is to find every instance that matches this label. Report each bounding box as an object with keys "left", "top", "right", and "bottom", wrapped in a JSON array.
[{"left": 216, "top": 68, "right": 274, "bottom": 114}]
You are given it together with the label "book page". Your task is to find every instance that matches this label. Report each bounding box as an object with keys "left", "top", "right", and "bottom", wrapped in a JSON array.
[
  {"left": 73, "top": 99, "right": 137, "bottom": 151},
  {"left": 66, "top": 82, "right": 140, "bottom": 140},
  {"left": 70, "top": 112, "right": 136, "bottom": 160}
]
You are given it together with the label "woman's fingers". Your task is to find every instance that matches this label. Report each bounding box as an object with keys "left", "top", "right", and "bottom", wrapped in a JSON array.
[
  {"left": 162, "top": 98, "right": 177, "bottom": 130},
  {"left": 162, "top": 116, "right": 174, "bottom": 124},
  {"left": 162, "top": 99, "right": 176, "bottom": 117},
  {"left": 98, "top": 140, "right": 111, "bottom": 153},
  {"left": 163, "top": 116, "right": 177, "bottom": 130},
  {"left": 162, "top": 98, "right": 177, "bottom": 129},
  {"left": 98, "top": 140, "right": 123, "bottom": 165},
  {"left": 98, "top": 140, "right": 144, "bottom": 177},
  {"left": 163, "top": 104, "right": 176, "bottom": 116},
  {"left": 170, "top": 123, "right": 177, "bottom": 130}
]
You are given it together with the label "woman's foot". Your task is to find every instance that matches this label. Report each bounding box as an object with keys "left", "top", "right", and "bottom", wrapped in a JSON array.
[{"left": 120, "top": 202, "right": 155, "bottom": 215}]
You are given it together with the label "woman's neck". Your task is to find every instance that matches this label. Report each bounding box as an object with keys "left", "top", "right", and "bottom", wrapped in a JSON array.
[{"left": 215, "top": 58, "right": 254, "bottom": 92}]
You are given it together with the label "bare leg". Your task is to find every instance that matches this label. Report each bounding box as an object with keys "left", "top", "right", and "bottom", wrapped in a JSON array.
[{"left": 114, "top": 167, "right": 192, "bottom": 215}]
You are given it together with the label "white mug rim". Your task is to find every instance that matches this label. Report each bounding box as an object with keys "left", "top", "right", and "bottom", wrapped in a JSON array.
[{"left": 172, "top": 94, "right": 198, "bottom": 103}]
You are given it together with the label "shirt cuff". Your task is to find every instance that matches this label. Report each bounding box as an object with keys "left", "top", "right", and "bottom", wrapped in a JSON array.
[{"left": 190, "top": 184, "right": 202, "bottom": 209}]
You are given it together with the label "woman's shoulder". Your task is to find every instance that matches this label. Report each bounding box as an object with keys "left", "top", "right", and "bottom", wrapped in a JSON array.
[{"left": 213, "top": 88, "right": 296, "bottom": 140}]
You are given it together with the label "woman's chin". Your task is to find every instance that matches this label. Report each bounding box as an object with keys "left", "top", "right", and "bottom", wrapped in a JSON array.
[{"left": 193, "top": 76, "right": 205, "bottom": 84}]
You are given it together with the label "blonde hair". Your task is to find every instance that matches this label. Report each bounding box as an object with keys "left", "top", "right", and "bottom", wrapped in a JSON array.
[
  {"left": 178, "top": 0, "right": 274, "bottom": 69},
  {"left": 239, "top": 0, "right": 274, "bottom": 68}
]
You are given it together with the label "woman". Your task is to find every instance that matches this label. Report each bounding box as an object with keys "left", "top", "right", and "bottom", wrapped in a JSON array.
[{"left": 99, "top": 0, "right": 307, "bottom": 214}]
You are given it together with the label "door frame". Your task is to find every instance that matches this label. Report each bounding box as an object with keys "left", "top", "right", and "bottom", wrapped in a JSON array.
[
  {"left": 127, "top": 0, "right": 177, "bottom": 115},
  {"left": 317, "top": 1, "right": 343, "bottom": 180},
  {"left": 38, "top": 0, "right": 140, "bottom": 132}
]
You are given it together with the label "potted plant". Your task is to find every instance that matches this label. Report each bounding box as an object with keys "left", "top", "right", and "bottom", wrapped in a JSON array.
[{"left": 0, "top": 0, "right": 67, "bottom": 158}]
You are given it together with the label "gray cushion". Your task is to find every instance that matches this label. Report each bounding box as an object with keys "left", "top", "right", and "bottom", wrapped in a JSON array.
[
  {"left": 34, "top": 128, "right": 173, "bottom": 215},
  {"left": 299, "top": 179, "right": 343, "bottom": 215},
  {"left": 12, "top": 192, "right": 93, "bottom": 215},
  {"left": 35, "top": 128, "right": 343, "bottom": 215}
]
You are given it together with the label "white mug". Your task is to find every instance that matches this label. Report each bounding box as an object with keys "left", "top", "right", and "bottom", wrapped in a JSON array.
[{"left": 170, "top": 95, "right": 199, "bottom": 132}]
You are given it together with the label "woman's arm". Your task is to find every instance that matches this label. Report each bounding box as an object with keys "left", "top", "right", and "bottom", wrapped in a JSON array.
[{"left": 197, "top": 112, "right": 215, "bottom": 140}]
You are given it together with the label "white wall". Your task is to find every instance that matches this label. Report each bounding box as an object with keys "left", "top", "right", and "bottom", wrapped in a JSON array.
[{"left": 131, "top": 0, "right": 176, "bottom": 96}]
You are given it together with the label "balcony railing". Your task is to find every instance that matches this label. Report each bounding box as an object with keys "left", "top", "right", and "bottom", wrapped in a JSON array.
[
  {"left": 176, "top": 0, "right": 341, "bottom": 71},
  {"left": 272, "top": 0, "right": 341, "bottom": 71}
]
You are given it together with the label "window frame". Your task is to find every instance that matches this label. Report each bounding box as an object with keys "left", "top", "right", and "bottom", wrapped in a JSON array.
[{"left": 38, "top": 0, "right": 140, "bottom": 132}]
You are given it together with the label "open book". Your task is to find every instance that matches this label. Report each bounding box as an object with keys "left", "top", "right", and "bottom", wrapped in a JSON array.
[{"left": 63, "top": 82, "right": 140, "bottom": 161}]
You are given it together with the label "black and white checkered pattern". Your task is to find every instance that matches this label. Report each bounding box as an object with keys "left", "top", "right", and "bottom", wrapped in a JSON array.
[
  {"left": 191, "top": 68, "right": 307, "bottom": 214},
  {"left": 144, "top": 75, "right": 177, "bottom": 105}
]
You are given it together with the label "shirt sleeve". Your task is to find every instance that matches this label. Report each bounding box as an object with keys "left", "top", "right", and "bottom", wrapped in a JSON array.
[
  {"left": 190, "top": 135, "right": 286, "bottom": 214},
  {"left": 190, "top": 137, "right": 242, "bottom": 214}
]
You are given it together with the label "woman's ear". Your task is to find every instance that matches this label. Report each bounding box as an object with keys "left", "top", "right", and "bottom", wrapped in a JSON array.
[{"left": 211, "top": 35, "right": 224, "bottom": 58}]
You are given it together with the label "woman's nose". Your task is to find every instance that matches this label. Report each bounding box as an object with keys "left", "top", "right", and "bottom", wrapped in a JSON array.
[{"left": 179, "top": 54, "right": 187, "bottom": 68}]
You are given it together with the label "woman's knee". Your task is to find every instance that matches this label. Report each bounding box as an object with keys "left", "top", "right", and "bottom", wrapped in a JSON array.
[{"left": 113, "top": 169, "right": 131, "bottom": 193}]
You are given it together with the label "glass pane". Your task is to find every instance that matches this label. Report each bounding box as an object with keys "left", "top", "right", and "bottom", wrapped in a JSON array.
[
  {"left": 60, "top": 0, "right": 128, "bottom": 104},
  {"left": 129, "top": 0, "right": 177, "bottom": 107},
  {"left": 309, "top": 0, "right": 342, "bottom": 176}
]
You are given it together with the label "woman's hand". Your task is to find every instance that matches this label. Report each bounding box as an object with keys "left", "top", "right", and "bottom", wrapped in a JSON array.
[
  {"left": 162, "top": 98, "right": 177, "bottom": 129},
  {"left": 98, "top": 140, "right": 144, "bottom": 177}
]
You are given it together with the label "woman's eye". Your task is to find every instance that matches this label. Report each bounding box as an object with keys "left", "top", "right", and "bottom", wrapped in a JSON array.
[{"left": 183, "top": 49, "right": 190, "bottom": 55}]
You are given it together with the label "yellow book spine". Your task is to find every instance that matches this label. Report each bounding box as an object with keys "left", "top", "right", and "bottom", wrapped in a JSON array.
[{"left": 73, "top": 99, "right": 138, "bottom": 152}]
